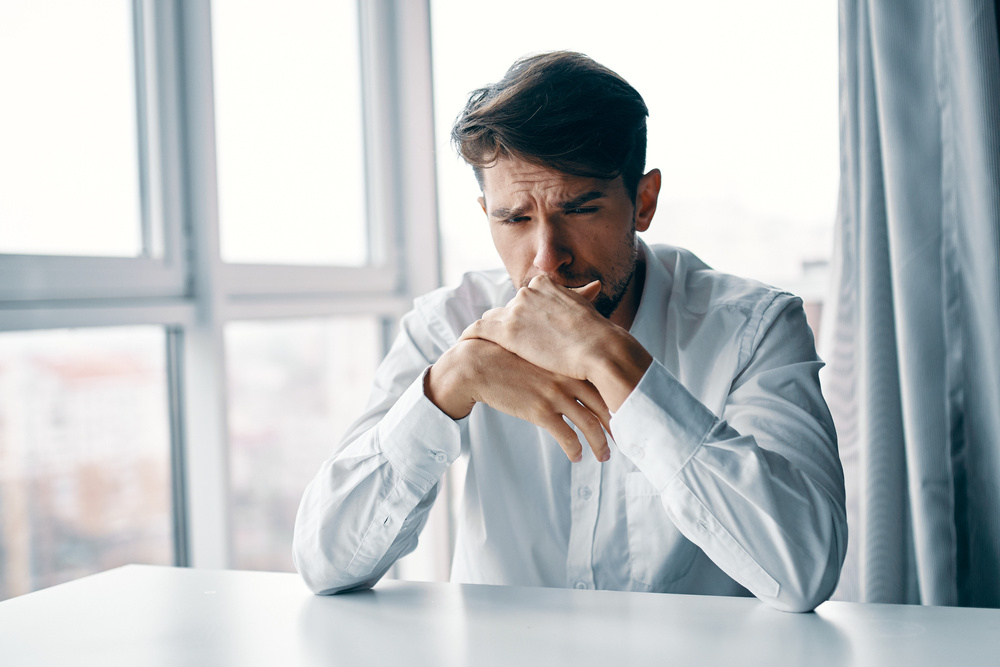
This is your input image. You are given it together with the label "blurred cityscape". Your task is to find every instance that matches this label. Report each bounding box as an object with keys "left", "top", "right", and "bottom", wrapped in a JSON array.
[
  {"left": 0, "top": 320, "right": 381, "bottom": 600},
  {"left": 225, "top": 317, "right": 380, "bottom": 574},
  {"left": 0, "top": 329, "right": 172, "bottom": 600}
]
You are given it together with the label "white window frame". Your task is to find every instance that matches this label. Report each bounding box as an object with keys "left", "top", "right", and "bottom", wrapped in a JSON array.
[
  {"left": 0, "top": 0, "right": 441, "bottom": 572},
  {"left": 0, "top": 0, "right": 186, "bottom": 303}
]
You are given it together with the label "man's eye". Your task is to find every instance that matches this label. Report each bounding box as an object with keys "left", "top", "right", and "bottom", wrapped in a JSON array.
[
  {"left": 502, "top": 216, "right": 530, "bottom": 224},
  {"left": 567, "top": 207, "right": 599, "bottom": 215}
]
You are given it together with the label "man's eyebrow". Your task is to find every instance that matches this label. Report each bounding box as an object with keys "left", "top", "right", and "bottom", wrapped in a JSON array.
[
  {"left": 489, "top": 191, "right": 605, "bottom": 219},
  {"left": 490, "top": 205, "right": 528, "bottom": 219},
  {"left": 560, "top": 191, "right": 605, "bottom": 209}
]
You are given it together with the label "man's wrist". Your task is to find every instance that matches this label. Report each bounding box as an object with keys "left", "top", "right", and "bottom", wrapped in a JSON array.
[
  {"left": 424, "top": 345, "right": 476, "bottom": 421},
  {"left": 584, "top": 329, "right": 652, "bottom": 412}
]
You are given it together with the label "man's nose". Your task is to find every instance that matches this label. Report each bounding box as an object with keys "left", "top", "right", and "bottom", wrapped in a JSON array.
[{"left": 532, "top": 221, "right": 572, "bottom": 274}]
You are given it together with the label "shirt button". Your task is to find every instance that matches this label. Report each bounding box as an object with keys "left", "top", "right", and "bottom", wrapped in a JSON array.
[
  {"left": 574, "top": 581, "right": 589, "bottom": 590},
  {"left": 432, "top": 451, "right": 448, "bottom": 463},
  {"left": 577, "top": 486, "right": 592, "bottom": 500},
  {"left": 632, "top": 445, "right": 646, "bottom": 460}
]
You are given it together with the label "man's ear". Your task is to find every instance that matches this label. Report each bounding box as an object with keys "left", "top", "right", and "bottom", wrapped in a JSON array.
[{"left": 633, "top": 169, "right": 661, "bottom": 233}]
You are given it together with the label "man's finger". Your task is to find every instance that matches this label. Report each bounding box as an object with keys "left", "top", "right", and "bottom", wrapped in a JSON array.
[
  {"left": 459, "top": 306, "right": 509, "bottom": 342},
  {"left": 572, "top": 380, "right": 613, "bottom": 436},
  {"left": 562, "top": 400, "right": 610, "bottom": 462},
  {"left": 458, "top": 320, "right": 480, "bottom": 342},
  {"left": 539, "top": 414, "right": 585, "bottom": 463},
  {"left": 570, "top": 280, "right": 602, "bottom": 302},
  {"left": 459, "top": 318, "right": 495, "bottom": 343}
]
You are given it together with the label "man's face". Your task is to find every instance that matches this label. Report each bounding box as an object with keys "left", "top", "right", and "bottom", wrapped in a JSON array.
[{"left": 479, "top": 157, "right": 650, "bottom": 323}]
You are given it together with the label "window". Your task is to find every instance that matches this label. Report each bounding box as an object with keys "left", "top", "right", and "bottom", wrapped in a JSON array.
[
  {"left": 0, "top": 0, "right": 142, "bottom": 258},
  {"left": 225, "top": 317, "right": 380, "bottom": 572},
  {"left": 0, "top": 1, "right": 438, "bottom": 599},
  {"left": 211, "top": 0, "right": 367, "bottom": 266}
]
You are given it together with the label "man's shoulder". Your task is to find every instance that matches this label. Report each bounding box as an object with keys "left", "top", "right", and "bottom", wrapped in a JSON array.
[
  {"left": 413, "top": 267, "right": 514, "bottom": 332},
  {"left": 646, "top": 243, "right": 797, "bottom": 317}
]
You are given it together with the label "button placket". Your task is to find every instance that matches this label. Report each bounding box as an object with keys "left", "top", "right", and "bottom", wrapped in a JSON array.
[{"left": 565, "top": 425, "right": 603, "bottom": 591}]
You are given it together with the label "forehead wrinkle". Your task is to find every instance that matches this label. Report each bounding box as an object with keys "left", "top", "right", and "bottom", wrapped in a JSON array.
[
  {"left": 482, "top": 159, "right": 612, "bottom": 216},
  {"left": 488, "top": 184, "right": 604, "bottom": 218}
]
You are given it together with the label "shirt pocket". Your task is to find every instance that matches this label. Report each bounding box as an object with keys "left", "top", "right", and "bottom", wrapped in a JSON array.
[{"left": 625, "top": 471, "right": 698, "bottom": 588}]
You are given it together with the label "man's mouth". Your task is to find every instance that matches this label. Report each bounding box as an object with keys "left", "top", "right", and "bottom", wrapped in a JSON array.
[{"left": 522, "top": 272, "right": 601, "bottom": 290}]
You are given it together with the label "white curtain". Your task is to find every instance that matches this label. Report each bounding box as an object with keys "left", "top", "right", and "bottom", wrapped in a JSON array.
[{"left": 822, "top": 0, "right": 1000, "bottom": 606}]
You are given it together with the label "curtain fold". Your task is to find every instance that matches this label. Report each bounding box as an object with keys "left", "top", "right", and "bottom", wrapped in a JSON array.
[{"left": 823, "top": 0, "right": 1000, "bottom": 606}]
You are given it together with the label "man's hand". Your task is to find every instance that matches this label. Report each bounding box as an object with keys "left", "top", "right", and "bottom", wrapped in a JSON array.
[
  {"left": 459, "top": 275, "right": 652, "bottom": 411},
  {"left": 426, "top": 338, "right": 611, "bottom": 462}
]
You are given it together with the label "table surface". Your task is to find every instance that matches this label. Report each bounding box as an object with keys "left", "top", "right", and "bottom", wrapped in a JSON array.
[{"left": 1, "top": 565, "right": 998, "bottom": 666}]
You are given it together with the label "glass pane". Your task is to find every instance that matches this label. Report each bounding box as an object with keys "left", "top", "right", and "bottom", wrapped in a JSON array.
[
  {"left": 0, "top": 327, "right": 172, "bottom": 600},
  {"left": 226, "top": 317, "right": 381, "bottom": 571},
  {"left": 431, "top": 0, "right": 837, "bottom": 331},
  {"left": 213, "top": 0, "right": 368, "bottom": 266},
  {"left": 0, "top": 1, "right": 142, "bottom": 257}
]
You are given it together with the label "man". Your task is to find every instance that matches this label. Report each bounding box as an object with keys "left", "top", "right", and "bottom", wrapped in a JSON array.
[{"left": 293, "top": 51, "right": 846, "bottom": 613}]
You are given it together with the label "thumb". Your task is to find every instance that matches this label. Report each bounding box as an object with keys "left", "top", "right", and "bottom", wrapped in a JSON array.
[{"left": 571, "top": 280, "right": 602, "bottom": 302}]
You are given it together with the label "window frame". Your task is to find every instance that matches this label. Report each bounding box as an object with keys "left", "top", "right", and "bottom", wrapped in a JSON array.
[
  {"left": 0, "top": 0, "right": 186, "bottom": 302},
  {"left": 0, "top": 0, "right": 441, "bottom": 573}
]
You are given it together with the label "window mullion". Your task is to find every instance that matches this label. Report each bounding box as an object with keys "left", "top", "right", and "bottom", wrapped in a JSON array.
[
  {"left": 166, "top": 327, "right": 190, "bottom": 567},
  {"left": 173, "top": 0, "right": 232, "bottom": 570}
]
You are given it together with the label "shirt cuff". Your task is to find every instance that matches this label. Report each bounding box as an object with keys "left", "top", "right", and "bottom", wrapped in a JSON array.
[
  {"left": 609, "top": 359, "right": 718, "bottom": 490},
  {"left": 377, "top": 367, "right": 463, "bottom": 490}
]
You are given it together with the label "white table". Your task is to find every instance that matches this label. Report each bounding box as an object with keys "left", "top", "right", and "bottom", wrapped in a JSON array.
[{"left": 1, "top": 565, "right": 998, "bottom": 666}]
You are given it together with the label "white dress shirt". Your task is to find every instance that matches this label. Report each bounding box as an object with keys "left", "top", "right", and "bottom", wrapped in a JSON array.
[{"left": 293, "top": 242, "right": 847, "bottom": 612}]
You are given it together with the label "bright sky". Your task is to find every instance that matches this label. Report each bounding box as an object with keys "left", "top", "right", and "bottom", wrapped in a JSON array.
[{"left": 0, "top": 0, "right": 141, "bottom": 256}]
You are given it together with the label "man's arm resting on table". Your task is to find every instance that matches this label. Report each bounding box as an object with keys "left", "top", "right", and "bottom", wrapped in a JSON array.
[
  {"left": 461, "top": 278, "right": 846, "bottom": 612},
  {"left": 293, "top": 311, "right": 466, "bottom": 595},
  {"left": 294, "top": 308, "right": 616, "bottom": 594},
  {"left": 608, "top": 300, "right": 846, "bottom": 612}
]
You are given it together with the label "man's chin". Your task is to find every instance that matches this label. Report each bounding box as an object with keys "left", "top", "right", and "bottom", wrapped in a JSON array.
[{"left": 592, "top": 293, "right": 620, "bottom": 319}]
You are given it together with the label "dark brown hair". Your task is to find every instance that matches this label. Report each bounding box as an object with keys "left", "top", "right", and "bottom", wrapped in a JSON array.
[{"left": 451, "top": 51, "right": 649, "bottom": 202}]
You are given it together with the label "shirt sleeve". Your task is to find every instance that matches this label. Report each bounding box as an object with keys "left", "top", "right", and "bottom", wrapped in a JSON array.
[
  {"left": 292, "top": 309, "right": 463, "bottom": 595},
  {"left": 609, "top": 294, "right": 847, "bottom": 612}
]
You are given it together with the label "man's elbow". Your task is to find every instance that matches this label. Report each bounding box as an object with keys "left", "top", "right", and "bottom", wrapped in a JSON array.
[
  {"left": 767, "top": 528, "right": 846, "bottom": 613},
  {"left": 769, "top": 581, "right": 833, "bottom": 613},
  {"left": 294, "top": 548, "right": 379, "bottom": 596},
  {"left": 293, "top": 521, "right": 363, "bottom": 595}
]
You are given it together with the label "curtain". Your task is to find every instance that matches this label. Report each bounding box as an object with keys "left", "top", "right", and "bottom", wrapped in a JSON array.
[{"left": 822, "top": 0, "right": 1000, "bottom": 606}]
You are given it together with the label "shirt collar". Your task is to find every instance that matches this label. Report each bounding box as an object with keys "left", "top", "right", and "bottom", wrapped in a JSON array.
[{"left": 628, "top": 239, "right": 673, "bottom": 359}]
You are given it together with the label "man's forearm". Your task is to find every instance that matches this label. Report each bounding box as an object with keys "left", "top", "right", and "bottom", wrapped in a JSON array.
[{"left": 424, "top": 338, "right": 612, "bottom": 462}]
